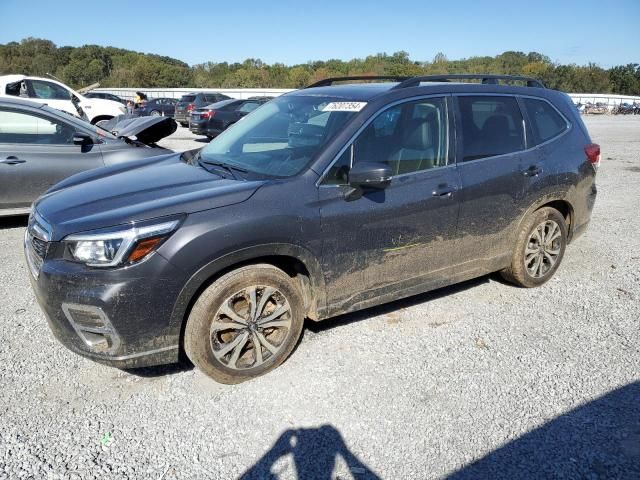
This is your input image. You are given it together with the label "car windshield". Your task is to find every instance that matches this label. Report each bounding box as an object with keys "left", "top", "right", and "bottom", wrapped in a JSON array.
[
  {"left": 199, "top": 95, "right": 358, "bottom": 177},
  {"left": 180, "top": 95, "right": 196, "bottom": 103}
]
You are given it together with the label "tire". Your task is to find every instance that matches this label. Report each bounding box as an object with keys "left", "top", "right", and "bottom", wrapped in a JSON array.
[
  {"left": 180, "top": 122, "right": 189, "bottom": 128},
  {"left": 184, "top": 264, "right": 305, "bottom": 384},
  {"left": 149, "top": 110, "right": 161, "bottom": 117},
  {"left": 500, "top": 207, "right": 567, "bottom": 288}
]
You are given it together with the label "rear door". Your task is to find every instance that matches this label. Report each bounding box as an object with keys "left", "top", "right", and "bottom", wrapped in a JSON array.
[
  {"left": 0, "top": 107, "right": 103, "bottom": 209},
  {"left": 318, "top": 96, "right": 461, "bottom": 313},
  {"left": 164, "top": 98, "right": 177, "bottom": 116},
  {"left": 453, "top": 95, "right": 528, "bottom": 270}
]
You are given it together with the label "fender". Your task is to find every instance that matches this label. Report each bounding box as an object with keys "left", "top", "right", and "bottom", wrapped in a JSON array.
[
  {"left": 512, "top": 189, "right": 575, "bottom": 246},
  {"left": 167, "top": 243, "right": 327, "bottom": 337}
]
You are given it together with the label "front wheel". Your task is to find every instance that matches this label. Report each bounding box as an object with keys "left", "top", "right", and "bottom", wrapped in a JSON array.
[
  {"left": 501, "top": 207, "right": 567, "bottom": 288},
  {"left": 149, "top": 110, "right": 161, "bottom": 117},
  {"left": 184, "top": 264, "right": 305, "bottom": 384}
]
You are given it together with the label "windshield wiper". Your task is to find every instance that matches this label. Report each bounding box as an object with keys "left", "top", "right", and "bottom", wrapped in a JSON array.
[{"left": 198, "top": 158, "right": 248, "bottom": 180}]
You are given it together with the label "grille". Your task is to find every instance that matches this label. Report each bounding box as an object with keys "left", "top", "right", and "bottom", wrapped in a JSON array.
[
  {"left": 31, "top": 235, "right": 47, "bottom": 259},
  {"left": 24, "top": 211, "right": 51, "bottom": 279}
]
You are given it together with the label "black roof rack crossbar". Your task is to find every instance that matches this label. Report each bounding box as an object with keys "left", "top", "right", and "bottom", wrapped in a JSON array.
[
  {"left": 392, "top": 74, "right": 545, "bottom": 89},
  {"left": 305, "top": 76, "right": 410, "bottom": 88}
]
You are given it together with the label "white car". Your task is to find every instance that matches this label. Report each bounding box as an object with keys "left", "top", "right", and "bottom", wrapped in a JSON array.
[{"left": 0, "top": 74, "right": 125, "bottom": 125}]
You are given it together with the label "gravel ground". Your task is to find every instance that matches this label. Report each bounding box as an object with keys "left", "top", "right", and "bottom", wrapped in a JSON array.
[{"left": 1, "top": 116, "right": 639, "bottom": 479}]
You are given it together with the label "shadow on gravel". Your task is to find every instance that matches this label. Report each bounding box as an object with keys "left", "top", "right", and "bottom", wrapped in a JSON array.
[
  {"left": 448, "top": 381, "right": 640, "bottom": 479},
  {"left": 122, "top": 361, "right": 193, "bottom": 378},
  {"left": 240, "top": 425, "right": 380, "bottom": 480},
  {"left": 0, "top": 215, "right": 28, "bottom": 229},
  {"left": 306, "top": 274, "right": 491, "bottom": 334}
]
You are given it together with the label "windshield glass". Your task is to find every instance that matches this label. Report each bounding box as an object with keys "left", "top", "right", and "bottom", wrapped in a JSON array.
[
  {"left": 180, "top": 95, "right": 196, "bottom": 103},
  {"left": 200, "top": 95, "right": 357, "bottom": 177}
]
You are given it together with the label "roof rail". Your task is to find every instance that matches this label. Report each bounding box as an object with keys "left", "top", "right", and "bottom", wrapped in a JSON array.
[
  {"left": 305, "top": 76, "right": 410, "bottom": 88},
  {"left": 392, "top": 74, "right": 545, "bottom": 89}
]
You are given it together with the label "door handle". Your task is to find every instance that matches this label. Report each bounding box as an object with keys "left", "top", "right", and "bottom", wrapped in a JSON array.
[
  {"left": 522, "top": 165, "right": 543, "bottom": 177},
  {"left": 0, "top": 156, "right": 25, "bottom": 165},
  {"left": 432, "top": 185, "right": 454, "bottom": 198}
]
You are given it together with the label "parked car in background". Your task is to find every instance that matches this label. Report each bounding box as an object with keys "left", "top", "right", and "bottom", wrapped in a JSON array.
[
  {"left": 174, "top": 92, "right": 231, "bottom": 127},
  {"left": 190, "top": 97, "right": 273, "bottom": 139},
  {"left": 25, "top": 74, "right": 599, "bottom": 384},
  {"left": 135, "top": 97, "right": 177, "bottom": 117},
  {"left": 85, "top": 91, "right": 126, "bottom": 105},
  {"left": 0, "top": 97, "right": 175, "bottom": 216},
  {"left": 0, "top": 75, "right": 126, "bottom": 124}
]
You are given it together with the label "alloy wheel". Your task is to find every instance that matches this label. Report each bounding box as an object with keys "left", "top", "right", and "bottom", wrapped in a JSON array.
[
  {"left": 210, "top": 286, "right": 292, "bottom": 370},
  {"left": 524, "top": 220, "right": 562, "bottom": 278}
]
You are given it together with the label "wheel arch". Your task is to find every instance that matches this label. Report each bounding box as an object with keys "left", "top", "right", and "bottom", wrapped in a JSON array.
[
  {"left": 169, "top": 244, "right": 326, "bottom": 355},
  {"left": 517, "top": 195, "right": 575, "bottom": 243}
]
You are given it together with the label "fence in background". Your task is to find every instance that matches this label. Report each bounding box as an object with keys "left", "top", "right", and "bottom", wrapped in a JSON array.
[
  {"left": 92, "top": 87, "right": 292, "bottom": 100},
  {"left": 92, "top": 87, "right": 640, "bottom": 106}
]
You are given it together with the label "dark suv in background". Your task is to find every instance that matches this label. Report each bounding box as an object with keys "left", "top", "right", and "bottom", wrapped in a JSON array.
[
  {"left": 26, "top": 75, "right": 599, "bottom": 384},
  {"left": 174, "top": 92, "right": 231, "bottom": 127},
  {"left": 190, "top": 96, "right": 273, "bottom": 139}
]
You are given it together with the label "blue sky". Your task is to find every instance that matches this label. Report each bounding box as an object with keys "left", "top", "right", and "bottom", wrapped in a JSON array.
[{"left": 0, "top": 0, "right": 638, "bottom": 67}]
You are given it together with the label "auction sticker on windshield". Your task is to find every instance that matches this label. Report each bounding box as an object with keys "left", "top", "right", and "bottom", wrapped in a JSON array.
[{"left": 322, "top": 102, "right": 367, "bottom": 112}]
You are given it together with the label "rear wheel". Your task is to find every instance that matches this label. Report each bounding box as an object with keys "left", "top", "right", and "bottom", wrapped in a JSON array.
[
  {"left": 184, "top": 264, "right": 305, "bottom": 384},
  {"left": 501, "top": 207, "right": 567, "bottom": 287},
  {"left": 149, "top": 110, "right": 161, "bottom": 117},
  {"left": 180, "top": 122, "right": 189, "bottom": 128}
]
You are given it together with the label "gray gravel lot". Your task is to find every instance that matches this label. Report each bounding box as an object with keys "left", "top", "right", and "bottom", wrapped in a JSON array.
[{"left": 1, "top": 116, "right": 639, "bottom": 479}]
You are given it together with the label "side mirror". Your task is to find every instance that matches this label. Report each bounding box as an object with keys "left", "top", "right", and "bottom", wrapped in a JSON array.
[
  {"left": 348, "top": 162, "right": 392, "bottom": 189},
  {"left": 73, "top": 132, "right": 93, "bottom": 146}
]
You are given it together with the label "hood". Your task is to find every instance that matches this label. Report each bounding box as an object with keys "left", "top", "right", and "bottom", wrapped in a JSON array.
[
  {"left": 101, "top": 115, "right": 177, "bottom": 145},
  {"left": 35, "top": 153, "right": 265, "bottom": 241}
]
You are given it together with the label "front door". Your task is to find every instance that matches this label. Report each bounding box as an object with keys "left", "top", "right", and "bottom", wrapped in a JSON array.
[
  {"left": 26, "top": 79, "right": 76, "bottom": 117},
  {"left": 0, "top": 108, "right": 103, "bottom": 209},
  {"left": 319, "top": 96, "right": 461, "bottom": 315}
]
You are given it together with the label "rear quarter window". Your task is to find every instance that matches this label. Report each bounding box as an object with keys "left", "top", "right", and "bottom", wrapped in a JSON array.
[{"left": 522, "top": 98, "right": 568, "bottom": 145}]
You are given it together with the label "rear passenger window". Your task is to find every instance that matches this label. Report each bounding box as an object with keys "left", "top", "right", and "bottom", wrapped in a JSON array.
[
  {"left": 522, "top": 98, "right": 568, "bottom": 145},
  {"left": 458, "top": 96, "right": 524, "bottom": 161}
]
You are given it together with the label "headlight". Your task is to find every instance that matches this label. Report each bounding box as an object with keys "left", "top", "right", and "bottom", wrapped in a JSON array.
[{"left": 63, "top": 218, "right": 181, "bottom": 267}]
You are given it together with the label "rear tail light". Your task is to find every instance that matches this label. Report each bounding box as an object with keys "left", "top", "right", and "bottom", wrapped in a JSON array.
[
  {"left": 201, "top": 110, "right": 215, "bottom": 119},
  {"left": 187, "top": 104, "right": 195, "bottom": 111},
  {"left": 585, "top": 143, "right": 600, "bottom": 169}
]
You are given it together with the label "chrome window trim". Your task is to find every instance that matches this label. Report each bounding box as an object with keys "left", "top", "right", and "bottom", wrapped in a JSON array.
[{"left": 316, "top": 94, "right": 452, "bottom": 188}]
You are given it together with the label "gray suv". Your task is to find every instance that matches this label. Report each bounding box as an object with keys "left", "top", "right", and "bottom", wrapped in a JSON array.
[{"left": 25, "top": 75, "right": 599, "bottom": 384}]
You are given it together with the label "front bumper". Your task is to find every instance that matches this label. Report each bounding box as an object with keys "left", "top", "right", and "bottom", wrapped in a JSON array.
[{"left": 27, "top": 243, "right": 186, "bottom": 369}]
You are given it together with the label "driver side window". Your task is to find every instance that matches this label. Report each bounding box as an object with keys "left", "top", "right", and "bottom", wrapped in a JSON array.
[
  {"left": 323, "top": 97, "right": 449, "bottom": 185},
  {"left": 28, "top": 80, "right": 72, "bottom": 101},
  {"left": 0, "top": 109, "right": 75, "bottom": 145}
]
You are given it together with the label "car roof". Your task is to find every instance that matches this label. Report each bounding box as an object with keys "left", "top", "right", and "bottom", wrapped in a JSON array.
[{"left": 288, "top": 81, "right": 554, "bottom": 102}]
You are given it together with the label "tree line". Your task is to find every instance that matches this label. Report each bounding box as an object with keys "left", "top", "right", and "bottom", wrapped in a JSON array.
[{"left": 1, "top": 38, "right": 638, "bottom": 95}]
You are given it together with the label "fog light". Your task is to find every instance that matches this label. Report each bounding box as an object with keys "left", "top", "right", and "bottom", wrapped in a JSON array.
[{"left": 61, "top": 303, "right": 121, "bottom": 353}]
